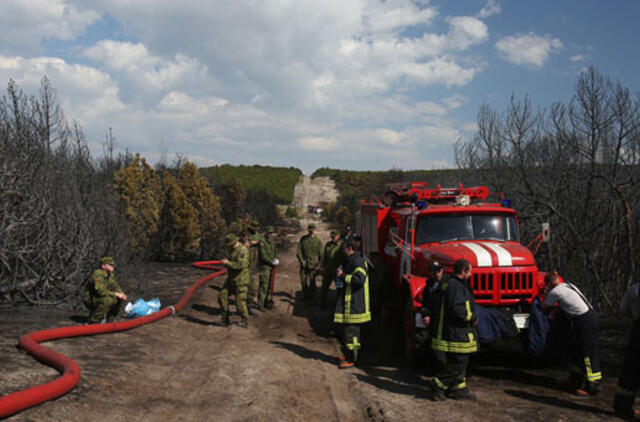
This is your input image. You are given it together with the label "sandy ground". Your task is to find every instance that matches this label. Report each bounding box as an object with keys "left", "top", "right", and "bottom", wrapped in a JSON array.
[{"left": 0, "top": 176, "right": 633, "bottom": 421}]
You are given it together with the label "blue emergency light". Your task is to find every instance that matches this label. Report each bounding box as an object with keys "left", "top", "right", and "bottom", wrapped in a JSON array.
[{"left": 501, "top": 199, "right": 512, "bottom": 208}]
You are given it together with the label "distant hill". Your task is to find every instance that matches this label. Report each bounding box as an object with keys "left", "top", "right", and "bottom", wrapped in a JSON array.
[{"left": 200, "top": 164, "right": 303, "bottom": 204}]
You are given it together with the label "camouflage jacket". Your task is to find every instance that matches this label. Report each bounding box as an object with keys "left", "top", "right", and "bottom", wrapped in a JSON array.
[
  {"left": 297, "top": 234, "right": 323, "bottom": 269},
  {"left": 322, "top": 239, "right": 344, "bottom": 275},
  {"left": 225, "top": 244, "right": 250, "bottom": 286},
  {"left": 87, "top": 269, "right": 122, "bottom": 298},
  {"left": 258, "top": 236, "right": 278, "bottom": 267},
  {"left": 249, "top": 232, "right": 262, "bottom": 271}
]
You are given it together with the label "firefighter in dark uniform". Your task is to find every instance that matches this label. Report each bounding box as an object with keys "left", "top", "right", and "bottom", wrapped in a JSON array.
[
  {"left": 541, "top": 270, "right": 602, "bottom": 396},
  {"left": 429, "top": 259, "right": 478, "bottom": 400},
  {"left": 420, "top": 261, "right": 445, "bottom": 323},
  {"left": 613, "top": 282, "right": 640, "bottom": 419},
  {"left": 334, "top": 238, "right": 370, "bottom": 369}
]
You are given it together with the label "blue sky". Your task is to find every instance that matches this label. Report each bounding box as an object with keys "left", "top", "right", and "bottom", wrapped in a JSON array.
[{"left": 1, "top": 0, "right": 638, "bottom": 173}]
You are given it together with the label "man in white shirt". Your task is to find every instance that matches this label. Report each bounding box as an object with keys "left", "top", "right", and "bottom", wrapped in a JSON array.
[
  {"left": 613, "top": 282, "right": 640, "bottom": 419},
  {"left": 541, "top": 271, "right": 602, "bottom": 396}
]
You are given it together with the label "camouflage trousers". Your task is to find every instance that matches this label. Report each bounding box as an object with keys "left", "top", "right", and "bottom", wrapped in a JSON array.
[
  {"left": 219, "top": 279, "right": 249, "bottom": 323},
  {"left": 257, "top": 265, "right": 274, "bottom": 308},
  {"left": 85, "top": 295, "right": 122, "bottom": 323},
  {"left": 247, "top": 270, "right": 257, "bottom": 303},
  {"left": 300, "top": 267, "right": 319, "bottom": 300}
]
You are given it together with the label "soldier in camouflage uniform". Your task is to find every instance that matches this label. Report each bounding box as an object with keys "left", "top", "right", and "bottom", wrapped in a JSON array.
[
  {"left": 257, "top": 226, "right": 279, "bottom": 309},
  {"left": 321, "top": 230, "right": 344, "bottom": 309},
  {"left": 82, "top": 256, "right": 128, "bottom": 324},
  {"left": 220, "top": 234, "right": 250, "bottom": 327},
  {"left": 296, "top": 223, "right": 324, "bottom": 302},
  {"left": 247, "top": 221, "right": 262, "bottom": 308}
]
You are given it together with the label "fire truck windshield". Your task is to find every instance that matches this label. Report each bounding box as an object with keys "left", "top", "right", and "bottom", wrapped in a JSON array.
[{"left": 416, "top": 214, "right": 519, "bottom": 244}]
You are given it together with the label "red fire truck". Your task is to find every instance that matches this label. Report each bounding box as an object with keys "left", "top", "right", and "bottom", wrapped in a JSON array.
[{"left": 357, "top": 182, "right": 548, "bottom": 362}]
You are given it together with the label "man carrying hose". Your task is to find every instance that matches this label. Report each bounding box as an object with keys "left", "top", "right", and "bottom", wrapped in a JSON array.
[
  {"left": 220, "top": 234, "right": 250, "bottom": 328},
  {"left": 82, "top": 256, "right": 127, "bottom": 324}
]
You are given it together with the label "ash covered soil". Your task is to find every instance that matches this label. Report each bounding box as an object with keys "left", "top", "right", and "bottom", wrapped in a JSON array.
[{"left": 0, "top": 175, "right": 632, "bottom": 421}]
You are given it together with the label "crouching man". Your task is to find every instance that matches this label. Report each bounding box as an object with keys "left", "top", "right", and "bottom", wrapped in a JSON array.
[{"left": 83, "top": 256, "right": 127, "bottom": 323}]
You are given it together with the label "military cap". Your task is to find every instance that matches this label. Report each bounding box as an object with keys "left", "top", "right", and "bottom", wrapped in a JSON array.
[
  {"left": 100, "top": 256, "right": 115, "bottom": 266},
  {"left": 330, "top": 230, "right": 338, "bottom": 237},
  {"left": 250, "top": 220, "right": 260, "bottom": 229},
  {"left": 308, "top": 223, "right": 316, "bottom": 229},
  {"left": 265, "top": 225, "right": 275, "bottom": 233},
  {"left": 225, "top": 233, "right": 238, "bottom": 247}
]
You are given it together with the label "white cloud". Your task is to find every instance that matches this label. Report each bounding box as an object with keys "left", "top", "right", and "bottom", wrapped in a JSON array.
[
  {"left": 478, "top": 0, "right": 501, "bottom": 19},
  {"left": 0, "top": 1, "right": 494, "bottom": 172},
  {"left": 570, "top": 54, "right": 588, "bottom": 62},
  {"left": 0, "top": 55, "right": 123, "bottom": 118},
  {"left": 461, "top": 122, "right": 478, "bottom": 133},
  {"left": 83, "top": 40, "right": 214, "bottom": 105},
  {"left": 495, "top": 32, "right": 564, "bottom": 68},
  {"left": 443, "top": 94, "right": 468, "bottom": 109},
  {"left": 0, "top": 0, "right": 98, "bottom": 55},
  {"left": 297, "top": 136, "right": 339, "bottom": 151}
]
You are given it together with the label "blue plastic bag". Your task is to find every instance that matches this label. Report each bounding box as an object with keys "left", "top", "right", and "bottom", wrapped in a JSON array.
[{"left": 125, "top": 298, "right": 162, "bottom": 318}]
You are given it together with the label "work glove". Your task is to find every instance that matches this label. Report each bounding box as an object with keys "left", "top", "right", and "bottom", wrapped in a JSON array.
[{"left": 271, "top": 258, "right": 279, "bottom": 267}]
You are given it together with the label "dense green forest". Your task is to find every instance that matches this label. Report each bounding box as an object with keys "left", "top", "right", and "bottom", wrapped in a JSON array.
[{"left": 200, "top": 164, "right": 302, "bottom": 204}]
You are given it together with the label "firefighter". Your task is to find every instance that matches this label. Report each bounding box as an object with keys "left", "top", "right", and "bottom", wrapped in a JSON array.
[
  {"left": 613, "top": 282, "right": 640, "bottom": 419},
  {"left": 320, "top": 230, "right": 343, "bottom": 309},
  {"left": 540, "top": 271, "right": 603, "bottom": 396},
  {"left": 334, "top": 238, "right": 371, "bottom": 369},
  {"left": 296, "top": 223, "right": 323, "bottom": 302},
  {"left": 82, "top": 256, "right": 128, "bottom": 324},
  {"left": 429, "top": 259, "right": 478, "bottom": 400},
  {"left": 219, "top": 234, "right": 250, "bottom": 327},
  {"left": 257, "top": 226, "right": 278, "bottom": 310},
  {"left": 247, "top": 221, "right": 262, "bottom": 308},
  {"left": 420, "top": 261, "right": 444, "bottom": 326},
  {"left": 341, "top": 225, "right": 353, "bottom": 241}
]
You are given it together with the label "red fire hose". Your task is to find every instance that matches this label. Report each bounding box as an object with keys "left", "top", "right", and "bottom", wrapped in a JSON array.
[{"left": 0, "top": 260, "right": 226, "bottom": 419}]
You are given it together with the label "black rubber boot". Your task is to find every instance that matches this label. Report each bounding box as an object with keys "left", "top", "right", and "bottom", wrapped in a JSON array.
[
  {"left": 447, "top": 388, "right": 477, "bottom": 401},
  {"left": 220, "top": 315, "right": 230, "bottom": 327},
  {"left": 428, "top": 380, "right": 447, "bottom": 401}
]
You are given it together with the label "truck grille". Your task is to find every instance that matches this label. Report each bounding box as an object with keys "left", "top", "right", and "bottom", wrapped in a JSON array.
[{"left": 469, "top": 269, "right": 536, "bottom": 304}]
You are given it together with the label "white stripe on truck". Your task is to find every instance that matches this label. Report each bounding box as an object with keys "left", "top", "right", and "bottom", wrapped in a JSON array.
[
  {"left": 481, "top": 242, "right": 513, "bottom": 267},
  {"left": 461, "top": 242, "right": 492, "bottom": 267}
]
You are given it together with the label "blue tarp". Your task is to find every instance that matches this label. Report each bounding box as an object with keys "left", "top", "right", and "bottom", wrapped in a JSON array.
[
  {"left": 476, "top": 305, "right": 518, "bottom": 343},
  {"left": 527, "top": 298, "right": 549, "bottom": 355}
]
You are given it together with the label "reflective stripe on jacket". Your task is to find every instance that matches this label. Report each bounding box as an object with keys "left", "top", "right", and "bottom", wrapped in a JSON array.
[
  {"left": 431, "top": 274, "right": 478, "bottom": 354},
  {"left": 334, "top": 253, "right": 371, "bottom": 324}
]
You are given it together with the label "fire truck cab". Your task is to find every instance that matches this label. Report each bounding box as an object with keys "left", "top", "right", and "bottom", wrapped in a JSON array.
[{"left": 357, "top": 182, "right": 545, "bottom": 362}]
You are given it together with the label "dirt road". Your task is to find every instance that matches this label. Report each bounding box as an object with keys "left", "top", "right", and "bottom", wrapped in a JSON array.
[
  {"left": 0, "top": 178, "right": 628, "bottom": 421},
  {"left": 293, "top": 175, "right": 338, "bottom": 206}
]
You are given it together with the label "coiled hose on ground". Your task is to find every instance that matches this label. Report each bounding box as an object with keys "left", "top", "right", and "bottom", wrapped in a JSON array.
[{"left": 0, "top": 260, "right": 225, "bottom": 419}]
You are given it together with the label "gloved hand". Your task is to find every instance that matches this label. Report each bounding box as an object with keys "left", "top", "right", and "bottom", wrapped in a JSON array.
[{"left": 271, "top": 258, "right": 280, "bottom": 267}]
